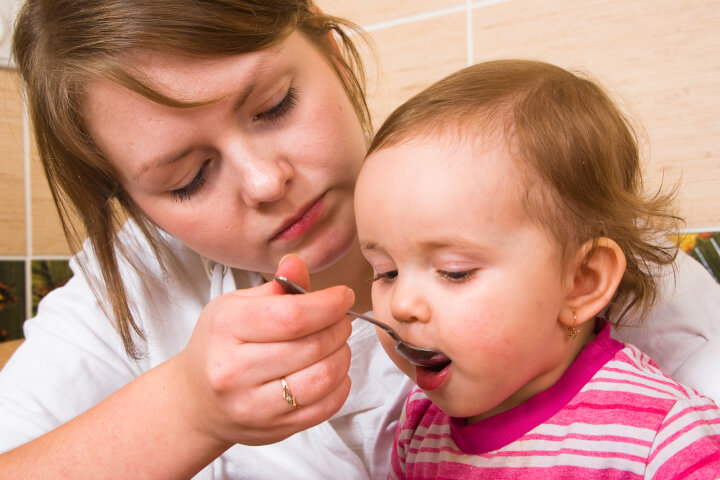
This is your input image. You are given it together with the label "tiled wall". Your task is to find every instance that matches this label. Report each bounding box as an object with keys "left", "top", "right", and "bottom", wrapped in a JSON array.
[
  {"left": 0, "top": 67, "right": 73, "bottom": 340},
  {"left": 1, "top": 0, "right": 719, "bottom": 336},
  {"left": 320, "top": 0, "right": 720, "bottom": 227}
]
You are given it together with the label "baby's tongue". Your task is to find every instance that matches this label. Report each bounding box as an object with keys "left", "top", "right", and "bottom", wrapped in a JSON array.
[{"left": 415, "top": 363, "right": 451, "bottom": 391}]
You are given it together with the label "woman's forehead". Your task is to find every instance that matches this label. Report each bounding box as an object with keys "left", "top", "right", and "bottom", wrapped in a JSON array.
[{"left": 113, "top": 32, "right": 311, "bottom": 103}]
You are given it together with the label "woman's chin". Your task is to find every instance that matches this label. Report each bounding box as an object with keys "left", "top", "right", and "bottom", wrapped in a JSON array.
[{"left": 304, "top": 228, "right": 357, "bottom": 273}]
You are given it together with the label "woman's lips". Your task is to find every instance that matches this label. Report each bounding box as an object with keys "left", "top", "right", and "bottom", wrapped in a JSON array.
[{"left": 271, "top": 193, "right": 326, "bottom": 242}]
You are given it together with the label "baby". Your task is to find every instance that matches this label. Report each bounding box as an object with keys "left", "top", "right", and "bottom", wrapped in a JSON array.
[{"left": 354, "top": 59, "right": 720, "bottom": 478}]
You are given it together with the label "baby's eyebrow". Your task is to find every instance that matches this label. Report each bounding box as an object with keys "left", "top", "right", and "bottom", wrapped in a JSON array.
[
  {"left": 416, "top": 237, "right": 485, "bottom": 252},
  {"left": 359, "top": 240, "right": 380, "bottom": 250}
]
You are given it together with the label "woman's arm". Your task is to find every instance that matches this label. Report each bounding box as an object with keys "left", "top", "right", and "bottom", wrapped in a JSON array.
[
  {"left": 1, "top": 356, "right": 231, "bottom": 478},
  {"left": 0, "top": 258, "right": 355, "bottom": 478}
]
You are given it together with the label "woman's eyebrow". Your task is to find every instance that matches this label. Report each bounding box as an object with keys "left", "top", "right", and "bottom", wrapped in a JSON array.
[
  {"left": 230, "top": 56, "right": 270, "bottom": 112},
  {"left": 132, "top": 57, "right": 274, "bottom": 182},
  {"left": 233, "top": 53, "right": 275, "bottom": 112},
  {"left": 133, "top": 147, "right": 194, "bottom": 181}
]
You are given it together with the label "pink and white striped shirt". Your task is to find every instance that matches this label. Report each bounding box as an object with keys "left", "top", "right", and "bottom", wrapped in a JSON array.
[{"left": 391, "top": 322, "right": 720, "bottom": 479}]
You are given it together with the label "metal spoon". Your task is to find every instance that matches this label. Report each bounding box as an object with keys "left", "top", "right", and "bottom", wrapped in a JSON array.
[{"left": 274, "top": 276, "right": 450, "bottom": 369}]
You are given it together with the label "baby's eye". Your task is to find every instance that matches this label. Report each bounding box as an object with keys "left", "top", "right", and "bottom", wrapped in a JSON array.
[
  {"left": 372, "top": 270, "right": 398, "bottom": 282},
  {"left": 438, "top": 269, "right": 477, "bottom": 283}
]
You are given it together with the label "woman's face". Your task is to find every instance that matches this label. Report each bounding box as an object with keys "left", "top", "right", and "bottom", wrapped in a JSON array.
[{"left": 84, "top": 32, "right": 367, "bottom": 274}]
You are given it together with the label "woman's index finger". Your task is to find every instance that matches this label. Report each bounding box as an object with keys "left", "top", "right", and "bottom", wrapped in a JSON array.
[{"left": 223, "top": 285, "right": 354, "bottom": 343}]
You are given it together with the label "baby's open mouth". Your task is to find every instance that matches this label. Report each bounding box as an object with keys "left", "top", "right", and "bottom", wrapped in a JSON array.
[
  {"left": 421, "top": 355, "right": 452, "bottom": 372},
  {"left": 415, "top": 355, "right": 452, "bottom": 391}
]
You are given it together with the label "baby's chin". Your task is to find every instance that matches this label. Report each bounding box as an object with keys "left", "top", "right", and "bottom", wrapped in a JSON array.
[
  {"left": 432, "top": 398, "right": 492, "bottom": 422},
  {"left": 424, "top": 383, "right": 502, "bottom": 422}
]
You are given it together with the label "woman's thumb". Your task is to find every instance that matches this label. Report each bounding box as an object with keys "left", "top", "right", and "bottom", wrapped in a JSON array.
[{"left": 271, "top": 254, "right": 310, "bottom": 295}]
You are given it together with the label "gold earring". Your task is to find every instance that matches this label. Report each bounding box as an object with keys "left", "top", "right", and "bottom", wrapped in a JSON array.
[{"left": 567, "top": 313, "right": 579, "bottom": 339}]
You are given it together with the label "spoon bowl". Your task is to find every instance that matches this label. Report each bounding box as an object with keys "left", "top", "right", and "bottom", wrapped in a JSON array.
[{"left": 274, "top": 276, "right": 450, "bottom": 369}]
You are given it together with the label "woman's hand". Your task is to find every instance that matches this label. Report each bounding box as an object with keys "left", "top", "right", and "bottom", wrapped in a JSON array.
[{"left": 177, "top": 255, "right": 355, "bottom": 447}]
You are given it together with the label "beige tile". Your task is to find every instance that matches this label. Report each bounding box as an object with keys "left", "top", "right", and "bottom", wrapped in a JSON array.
[
  {"left": 471, "top": 0, "right": 720, "bottom": 228},
  {"left": 361, "top": 11, "right": 468, "bottom": 127},
  {"left": 0, "top": 69, "right": 25, "bottom": 256},
  {"left": 318, "top": 0, "right": 463, "bottom": 27},
  {"left": 30, "top": 139, "right": 72, "bottom": 256}
]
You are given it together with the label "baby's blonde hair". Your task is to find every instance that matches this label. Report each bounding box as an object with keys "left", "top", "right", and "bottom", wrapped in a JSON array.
[{"left": 369, "top": 59, "right": 680, "bottom": 322}]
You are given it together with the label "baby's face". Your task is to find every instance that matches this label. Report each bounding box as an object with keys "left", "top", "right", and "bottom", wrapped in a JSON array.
[{"left": 355, "top": 133, "right": 576, "bottom": 422}]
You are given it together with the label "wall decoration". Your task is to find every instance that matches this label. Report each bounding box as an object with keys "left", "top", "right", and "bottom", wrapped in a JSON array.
[
  {"left": 31, "top": 260, "right": 73, "bottom": 316},
  {"left": 0, "top": 260, "right": 25, "bottom": 341},
  {"left": 671, "top": 231, "right": 720, "bottom": 283},
  {"left": 0, "top": 259, "right": 72, "bottom": 342}
]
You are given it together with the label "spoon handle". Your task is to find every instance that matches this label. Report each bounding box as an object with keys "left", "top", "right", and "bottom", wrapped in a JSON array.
[
  {"left": 343, "top": 310, "right": 398, "bottom": 338},
  {"left": 274, "top": 276, "right": 399, "bottom": 339},
  {"left": 275, "top": 276, "right": 448, "bottom": 366}
]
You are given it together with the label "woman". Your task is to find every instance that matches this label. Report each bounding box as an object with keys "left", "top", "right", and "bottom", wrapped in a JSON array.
[{"left": 1, "top": 1, "right": 718, "bottom": 478}]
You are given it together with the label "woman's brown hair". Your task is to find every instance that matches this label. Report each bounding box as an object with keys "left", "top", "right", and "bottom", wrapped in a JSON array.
[
  {"left": 12, "top": 0, "right": 372, "bottom": 358},
  {"left": 369, "top": 59, "right": 681, "bottom": 323}
]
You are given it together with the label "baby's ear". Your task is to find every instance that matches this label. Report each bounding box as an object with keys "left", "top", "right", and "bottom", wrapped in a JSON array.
[{"left": 560, "top": 238, "right": 626, "bottom": 328}]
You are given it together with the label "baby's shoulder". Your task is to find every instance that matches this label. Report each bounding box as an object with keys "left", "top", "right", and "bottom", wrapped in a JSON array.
[{"left": 594, "top": 344, "right": 705, "bottom": 401}]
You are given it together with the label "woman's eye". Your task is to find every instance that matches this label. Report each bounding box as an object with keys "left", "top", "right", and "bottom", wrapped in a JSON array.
[
  {"left": 254, "top": 86, "right": 298, "bottom": 122},
  {"left": 372, "top": 270, "right": 398, "bottom": 283},
  {"left": 438, "top": 269, "right": 477, "bottom": 283},
  {"left": 171, "top": 162, "right": 209, "bottom": 202}
]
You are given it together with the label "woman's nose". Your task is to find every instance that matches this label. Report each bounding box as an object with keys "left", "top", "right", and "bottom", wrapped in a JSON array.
[
  {"left": 389, "top": 278, "right": 431, "bottom": 324},
  {"left": 230, "top": 144, "right": 294, "bottom": 208}
]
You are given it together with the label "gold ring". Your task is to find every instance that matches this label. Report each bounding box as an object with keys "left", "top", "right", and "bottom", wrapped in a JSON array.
[{"left": 281, "top": 377, "right": 298, "bottom": 408}]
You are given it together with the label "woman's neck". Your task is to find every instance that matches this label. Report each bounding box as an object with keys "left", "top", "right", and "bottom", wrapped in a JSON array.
[
  {"left": 253, "top": 240, "right": 374, "bottom": 314},
  {"left": 308, "top": 240, "right": 374, "bottom": 313}
]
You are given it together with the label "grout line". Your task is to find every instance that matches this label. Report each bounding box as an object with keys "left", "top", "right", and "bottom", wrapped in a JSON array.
[
  {"left": 470, "top": 0, "right": 511, "bottom": 8},
  {"left": 22, "top": 94, "right": 32, "bottom": 321},
  {"left": 466, "top": 0, "right": 474, "bottom": 66},
  {"left": 363, "top": 0, "right": 511, "bottom": 32},
  {"left": 0, "top": 255, "right": 73, "bottom": 261},
  {"left": 678, "top": 227, "right": 720, "bottom": 234},
  {"left": 363, "top": 5, "right": 467, "bottom": 31},
  {"left": 29, "top": 255, "right": 73, "bottom": 261}
]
